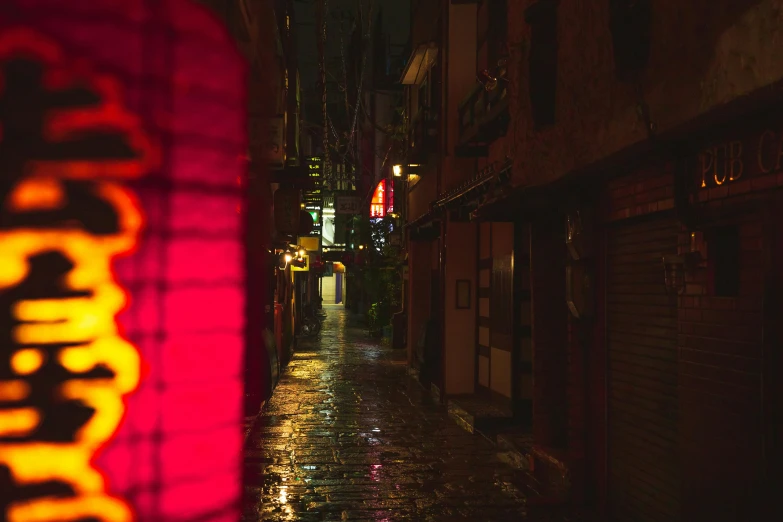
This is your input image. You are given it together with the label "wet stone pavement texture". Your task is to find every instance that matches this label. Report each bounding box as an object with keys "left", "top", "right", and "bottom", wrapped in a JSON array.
[{"left": 243, "top": 306, "right": 575, "bottom": 521}]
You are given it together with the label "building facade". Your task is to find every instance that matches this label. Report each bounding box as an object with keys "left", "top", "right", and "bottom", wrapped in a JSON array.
[
  {"left": 198, "top": 0, "right": 307, "bottom": 415},
  {"left": 400, "top": 0, "right": 783, "bottom": 519}
]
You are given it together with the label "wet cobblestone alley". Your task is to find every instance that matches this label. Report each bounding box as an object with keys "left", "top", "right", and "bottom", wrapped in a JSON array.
[{"left": 243, "top": 306, "right": 571, "bottom": 521}]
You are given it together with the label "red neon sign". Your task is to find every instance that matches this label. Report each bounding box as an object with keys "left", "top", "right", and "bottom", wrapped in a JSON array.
[
  {"left": 1, "top": 2, "right": 247, "bottom": 520},
  {"left": 370, "top": 179, "right": 387, "bottom": 218},
  {"left": 387, "top": 180, "right": 395, "bottom": 214}
]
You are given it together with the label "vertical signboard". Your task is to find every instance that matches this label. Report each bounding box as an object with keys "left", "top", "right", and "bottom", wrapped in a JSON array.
[
  {"left": 370, "top": 179, "right": 387, "bottom": 218},
  {"left": 0, "top": 2, "right": 247, "bottom": 520},
  {"left": 303, "top": 156, "right": 323, "bottom": 238},
  {"left": 335, "top": 196, "right": 360, "bottom": 214},
  {"left": 387, "top": 180, "right": 395, "bottom": 215},
  {"left": 290, "top": 255, "right": 310, "bottom": 272},
  {"left": 274, "top": 187, "right": 302, "bottom": 238}
]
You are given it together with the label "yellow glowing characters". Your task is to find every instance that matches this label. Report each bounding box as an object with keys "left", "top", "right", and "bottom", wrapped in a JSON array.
[{"left": 0, "top": 27, "right": 156, "bottom": 521}]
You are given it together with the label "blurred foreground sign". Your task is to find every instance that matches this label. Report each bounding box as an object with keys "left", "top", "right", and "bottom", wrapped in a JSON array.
[{"left": 0, "top": 2, "right": 247, "bottom": 520}]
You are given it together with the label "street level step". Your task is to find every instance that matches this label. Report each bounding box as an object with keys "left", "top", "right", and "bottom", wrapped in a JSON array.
[
  {"left": 447, "top": 394, "right": 515, "bottom": 437},
  {"left": 496, "top": 432, "right": 573, "bottom": 508}
]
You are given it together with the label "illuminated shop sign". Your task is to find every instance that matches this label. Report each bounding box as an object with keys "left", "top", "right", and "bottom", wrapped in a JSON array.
[
  {"left": 304, "top": 156, "right": 323, "bottom": 238},
  {"left": 370, "top": 179, "right": 387, "bottom": 218},
  {"left": 387, "top": 180, "right": 395, "bottom": 214},
  {"left": 335, "top": 196, "right": 360, "bottom": 214},
  {"left": 291, "top": 255, "right": 310, "bottom": 272},
  {"left": 699, "top": 128, "right": 783, "bottom": 189},
  {"left": 1, "top": 7, "right": 246, "bottom": 521}
]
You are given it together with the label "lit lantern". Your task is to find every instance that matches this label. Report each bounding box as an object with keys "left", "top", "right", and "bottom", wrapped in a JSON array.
[{"left": 0, "top": 2, "right": 247, "bottom": 521}]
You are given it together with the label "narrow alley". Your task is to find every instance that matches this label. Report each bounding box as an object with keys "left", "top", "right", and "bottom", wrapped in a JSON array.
[{"left": 242, "top": 307, "right": 572, "bottom": 522}]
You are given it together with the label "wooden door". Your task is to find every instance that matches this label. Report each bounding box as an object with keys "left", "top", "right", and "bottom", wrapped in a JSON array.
[{"left": 485, "top": 223, "right": 514, "bottom": 399}]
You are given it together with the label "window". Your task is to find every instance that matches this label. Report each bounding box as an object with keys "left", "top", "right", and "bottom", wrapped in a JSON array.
[
  {"left": 707, "top": 226, "right": 740, "bottom": 297},
  {"left": 526, "top": 0, "right": 559, "bottom": 128},
  {"left": 609, "top": 0, "right": 652, "bottom": 79},
  {"left": 477, "top": 1, "right": 508, "bottom": 72},
  {"left": 488, "top": 0, "right": 508, "bottom": 70},
  {"left": 419, "top": 76, "right": 429, "bottom": 112}
]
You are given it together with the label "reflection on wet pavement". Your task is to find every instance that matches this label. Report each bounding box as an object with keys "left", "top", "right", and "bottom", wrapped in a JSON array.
[{"left": 243, "top": 306, "right": 565, "bottom": 521}]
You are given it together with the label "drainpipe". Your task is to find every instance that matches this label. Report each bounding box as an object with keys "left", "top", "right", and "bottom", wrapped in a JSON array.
[
  {"left": 439, "top": 215, "right": 447, "bottom": 400},
  {"left": 438, "top": 0, "right": 449, "bottom": 401}
]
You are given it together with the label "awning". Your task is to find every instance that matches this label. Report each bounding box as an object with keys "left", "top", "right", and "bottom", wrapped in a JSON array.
[
  {"left": 434, "top": 158, "right": 512, "bottom": 211},
  {"left": 404, "top": 159, "right": 512, "bottom": 230},
  {"left": 400, "top": 43, "right": 438, "bottom": 85},
  {"left": 405, "top": 209, "right": 437, "bottom": 230}
]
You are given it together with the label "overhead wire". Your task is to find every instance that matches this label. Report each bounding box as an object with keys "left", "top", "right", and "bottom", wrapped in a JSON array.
[{"left": 317, "top": 0, "right": 330, "bottom": 182}]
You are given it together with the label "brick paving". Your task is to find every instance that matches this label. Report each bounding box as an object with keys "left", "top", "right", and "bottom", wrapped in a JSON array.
[{"left": 242, "top": 306, "right": 572, "bottom": 521}]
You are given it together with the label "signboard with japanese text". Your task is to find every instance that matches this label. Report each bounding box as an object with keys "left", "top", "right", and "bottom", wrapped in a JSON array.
[
  {"left": 303, "top": 156, "right": 323, "bottom": 237},
  {"left": 335, "top": 196, "right": 361, "bottom": 214},
  {"left": 0, "top": 2, "right": 248, "bottom": 520},
  {"left": 298, "top": 236, "right": 320, "bottom": 252},
  {"left": 387, "top": 180, "right": 395, "bottom": 214},
  {"left": 274, "top": 187, "right": 302, "bottom": 237},
  {"left": 370, "top": 179, "right": 387, "bottom": 218}
]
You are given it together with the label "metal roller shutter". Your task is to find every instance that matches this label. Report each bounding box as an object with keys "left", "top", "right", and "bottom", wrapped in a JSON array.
[{"left": 607, "top": 217, "right": 681, "bottom": 522}]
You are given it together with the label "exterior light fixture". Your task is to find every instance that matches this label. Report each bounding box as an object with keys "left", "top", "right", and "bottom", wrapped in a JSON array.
[
  {"left": 662, "top": 255, "right": 686, "bottom": 295},
  {"left": 358, "top": 245, "right": 365, "bottom": 250},
  {"left": 477, "top": 68, "right": 499, "bottom": 91},
  {"left": 663, "top": 231, "right": 703, "bottom": 295},
  {"left": 565, "top": 211, "right": 585, "bottom": 260},
  {"left": 393, "top": 164, "right": 402, "bottom": 177},
  {"left": 300, "top": 203, "right": 305, "bottom": 209},
  {"left": 284, "top": 252, "right": 293, "bottom": 264},
  {"left": 298, "top": 248, "right": 306, "bottom": 257}
]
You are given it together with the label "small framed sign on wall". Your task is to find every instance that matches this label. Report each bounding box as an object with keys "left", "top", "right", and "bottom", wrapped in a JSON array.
[{"left": 456, "top": 279, "right": 471, "bottom": 309}]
